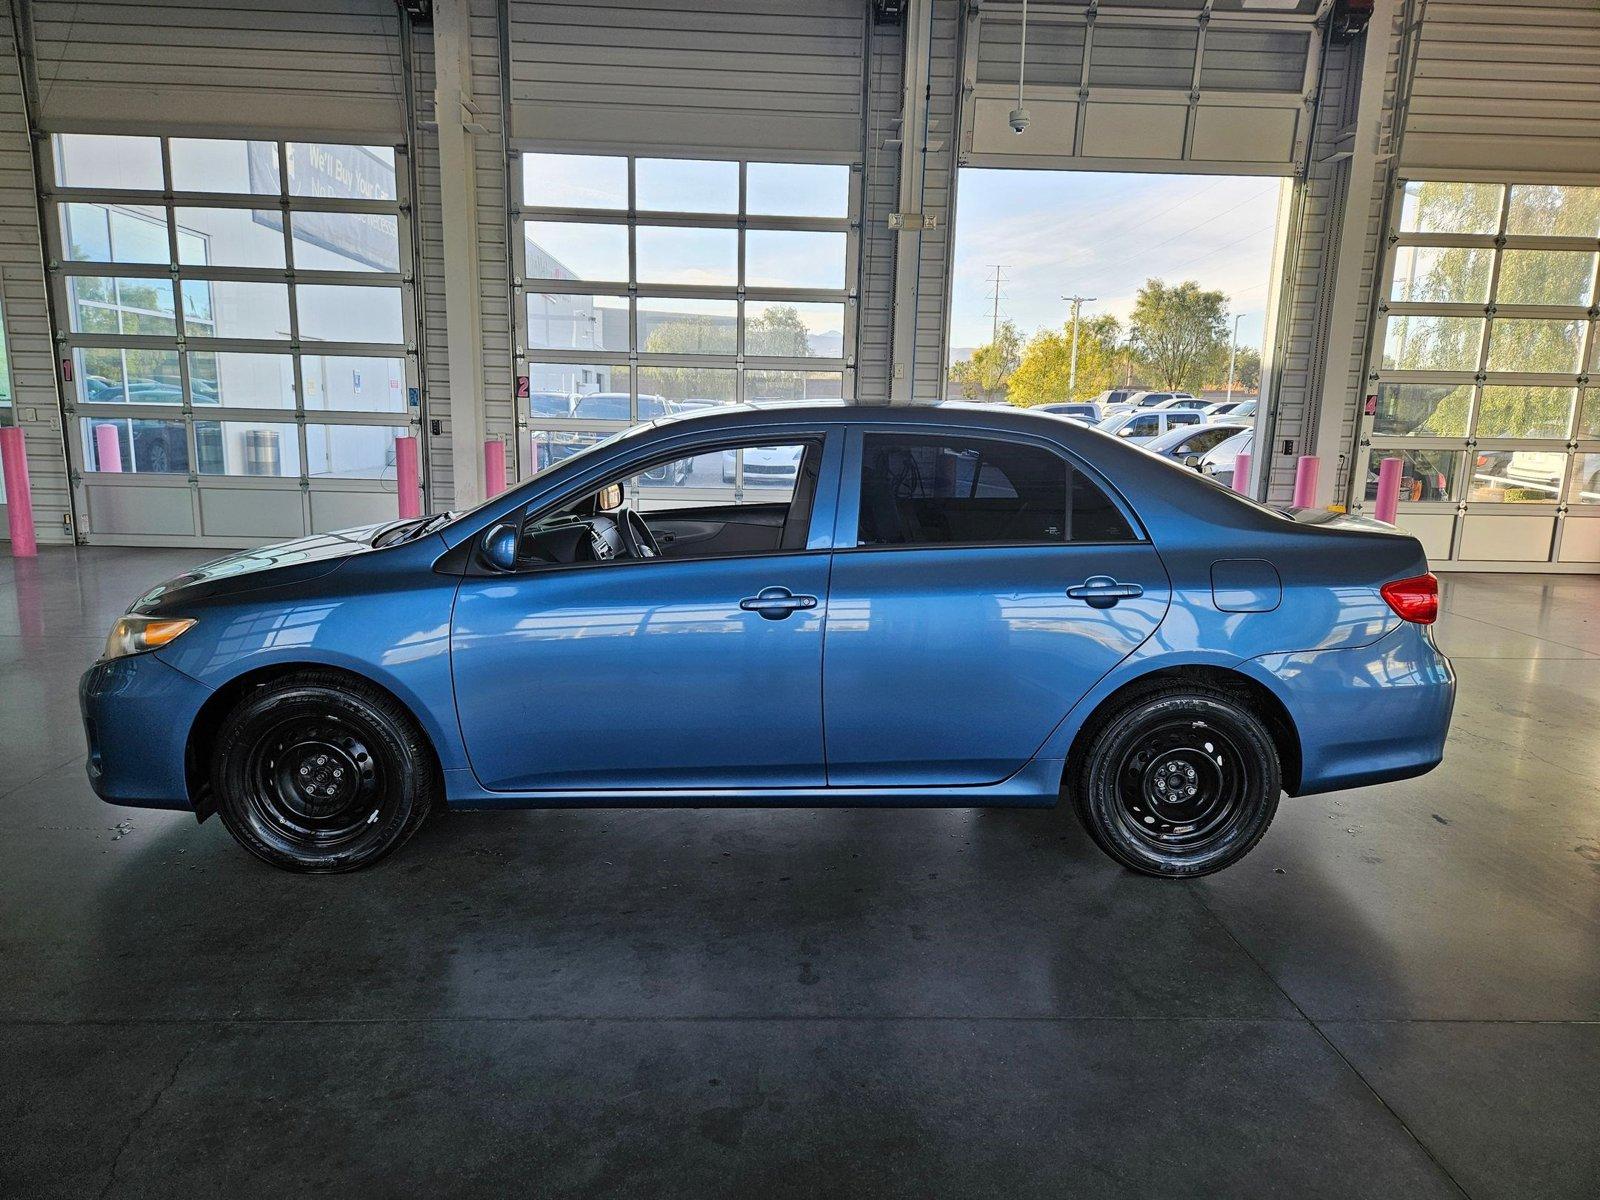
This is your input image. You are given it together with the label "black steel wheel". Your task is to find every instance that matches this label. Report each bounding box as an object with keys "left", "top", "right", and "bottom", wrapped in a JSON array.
[
  {"left": 211, "top": 671, "right": 436, "bottom": 873},
  {"left": 1072, "top": 685, "right": 1280, "bottom": 877}
]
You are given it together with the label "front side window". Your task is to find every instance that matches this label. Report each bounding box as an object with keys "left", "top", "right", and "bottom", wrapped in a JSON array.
[{"left": 856, "top": 434, "right": 1134, "bottom": 547}]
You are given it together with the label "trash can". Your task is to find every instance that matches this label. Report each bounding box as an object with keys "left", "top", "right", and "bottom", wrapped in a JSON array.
[{"left": 243, "top": 428, "right": 281, "bottom": 477}]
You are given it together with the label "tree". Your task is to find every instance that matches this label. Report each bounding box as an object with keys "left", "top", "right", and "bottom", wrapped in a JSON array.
[
  {"left": 1128, "top": 279, "right": 1230, "bottom": 392},
  {"left": 1228, "top": 346, "right": 1261, "bottom": 393},
  {"left": 949, "top": 320, "right": 1022, "bottom": 401},
  {"left": 745, "top": 305, "right": 813, "bottom": 357},
  {"left": 1007, "top": 314, "right": 1126, "bottom": 405}
]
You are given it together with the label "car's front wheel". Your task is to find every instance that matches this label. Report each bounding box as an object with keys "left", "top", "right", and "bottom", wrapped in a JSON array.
[
  {"left": 211, "top": 671, "right": 436, "bottom": 873},
  {"left": 1072, "top": 684, "right": 1281, "bottom": 877}
]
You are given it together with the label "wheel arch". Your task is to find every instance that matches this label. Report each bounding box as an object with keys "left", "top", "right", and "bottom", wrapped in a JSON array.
[
  {"left": 1062, "top": 663, "right": 1302, "bottom": 798},
  {"left": 183, "top": 662, "right": 443, "bottom": 821}
]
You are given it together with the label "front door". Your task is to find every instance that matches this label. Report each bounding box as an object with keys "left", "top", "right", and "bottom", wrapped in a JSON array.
[
  {"left": 451, "top": 434, "right": 836, "bottom": 792},
  {"left": 823, "top": 428, "right": 1171, "bottom": 787}
]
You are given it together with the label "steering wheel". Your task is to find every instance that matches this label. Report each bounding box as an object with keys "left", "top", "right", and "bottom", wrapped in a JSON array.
[{"left": 617, "top": 507, "right": 662, "bottom": 559}]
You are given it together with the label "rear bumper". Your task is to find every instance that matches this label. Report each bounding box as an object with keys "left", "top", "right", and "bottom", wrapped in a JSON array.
[
  {"left": 80, "top": 652, "right": 212, "bottom": 810},
  {"left": 1252, "top": 621, "right": 1455, "bottom": 796}
]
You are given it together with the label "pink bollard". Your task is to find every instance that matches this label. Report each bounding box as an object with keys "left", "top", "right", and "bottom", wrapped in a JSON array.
[
  {"left": 394, "top": 435, "right": 421, "bottom": 519},
  {"left": 1373, "top": 456, "right": 1403, "bottom": 524},
  {"left": 93, "top": 422, "right": 123, "bottom": 473},
  {"left": 0, "top": 426, "right": 37, "bottom": 557},
  {"left": 484, "top": 438, "right": 506, "bottom": 498},
  {"left": 1232, "top": 451, "right": 1252, "bottom": 496},
  {"left": 1292, "top": 455, "right": 1320, "bottom": 508}
]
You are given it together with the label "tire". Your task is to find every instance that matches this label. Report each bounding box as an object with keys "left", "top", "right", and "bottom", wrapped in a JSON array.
[
  {"left": 211, "top": 671, "right": 436, "bottom": 873},
  {"left": 1071, "top": 685, "right": 1281, "bottom": 878}
]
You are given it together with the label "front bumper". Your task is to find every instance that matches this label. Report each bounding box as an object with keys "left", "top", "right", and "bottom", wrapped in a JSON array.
[
  {"left": 80, "top": 652, "right": 213, "bottom": 810},
  {"left": 1253, "top": 621, "right": 1456, "bottom": 796}
]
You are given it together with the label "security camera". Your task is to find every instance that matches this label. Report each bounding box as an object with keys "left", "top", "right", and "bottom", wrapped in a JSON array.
[{"left": 1008, "top": 106, "right": 1030, "bottom": 135}]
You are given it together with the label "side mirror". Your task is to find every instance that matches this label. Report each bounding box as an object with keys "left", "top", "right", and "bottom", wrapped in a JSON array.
[
  {"left": 1118, "top": 427, "right": 1134, "bottom": 437},
  {"left": 595, "top": 482, "right": 624, "bottom": 511},
  {"left": 1182, "top": 453, "right": 1202, "bottom": 469},
  {"left": 482, "top": 523, "right": 519, "bottom": 572}
]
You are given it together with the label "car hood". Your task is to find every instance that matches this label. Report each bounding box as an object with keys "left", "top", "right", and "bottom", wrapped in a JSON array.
[{"left": 130, "top": 523, "right": 386, "bottom": 613}]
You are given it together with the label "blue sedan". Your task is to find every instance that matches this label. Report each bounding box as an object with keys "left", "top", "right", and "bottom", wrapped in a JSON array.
[{"left": 80, "top": 403, "right": 1454, "bottom": 877}]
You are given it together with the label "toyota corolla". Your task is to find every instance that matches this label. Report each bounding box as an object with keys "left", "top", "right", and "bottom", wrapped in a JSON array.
[{"left": 80, "top": 403, "right": 1454, "bottom": 876}]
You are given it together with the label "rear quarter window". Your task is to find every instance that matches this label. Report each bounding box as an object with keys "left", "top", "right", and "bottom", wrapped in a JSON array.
[{"left": 857, "top": 433, "right": 1135, "bottom": 547}]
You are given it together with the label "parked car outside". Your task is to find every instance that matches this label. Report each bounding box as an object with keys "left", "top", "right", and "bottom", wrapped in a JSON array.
[
  {"left": 1203, "top": 399, "right": 1257, "bottom": 421},
  {"left": 1097, "top": 408, "right": 1205, "bottom": 445},
  {"left": 1128, "top": 391, "right": 1199, "bottom": 409},
  {"left": 1198, "top": 428, "right": 1254, "bottom": 490},
  {"left": 1149, "top": 397, "right": 1213, "bottom": 412},
  {"left": 82, "top": 402, "right": 1453, "bottom": 880},
  {"left": 1139, "top": 421, "right": 1251, "bottom": 468},
  {"left": 1087, "top": 389, "right": 1138, "bottom": 408},
  {"left": 1037, "top": 402, "right": 1103, "bottom": 423}
]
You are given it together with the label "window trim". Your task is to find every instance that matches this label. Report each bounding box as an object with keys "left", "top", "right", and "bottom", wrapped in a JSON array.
[{"left": 833, "top": 424, "right": 1148, "bottom": 554}]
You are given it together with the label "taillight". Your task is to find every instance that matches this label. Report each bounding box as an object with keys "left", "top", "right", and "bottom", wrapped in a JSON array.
[{"left": 1381, "top": 573, "right": 1439, "bottom": 624}]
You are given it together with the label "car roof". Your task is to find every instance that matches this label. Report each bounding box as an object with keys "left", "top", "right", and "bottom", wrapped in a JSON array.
[{"left": 1142, "top": 420, "right": 1249, "bottom": 452}]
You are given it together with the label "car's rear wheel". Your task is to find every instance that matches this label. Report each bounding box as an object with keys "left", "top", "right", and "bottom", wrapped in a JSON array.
[
  {"left": 1072, "top": 685, "right": 1280, "bottom": 877},
  {"left": 211, "top": 672, "right": 435, "bottom": 873}
]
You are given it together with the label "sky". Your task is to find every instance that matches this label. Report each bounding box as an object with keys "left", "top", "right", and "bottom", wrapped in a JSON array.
[{"left": 948, "top": 170, "right": 1288, "bottom": 362}]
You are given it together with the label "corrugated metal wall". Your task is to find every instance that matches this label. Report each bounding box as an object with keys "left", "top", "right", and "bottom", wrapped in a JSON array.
[
  {"left": 27, "top": 0, "right": 406, "bottom": 141},
  {"left": 506, "top": 0, "right": 866, "bottom": 159},
  {"left": 0, "top": 0, "right": 70, "bottom": 543},
  {"left": 1402, "top": 0, "right": 1600, "bottom": 176},
  {"left": 409, "top": 0, "right": 513, "bottom": 508}
]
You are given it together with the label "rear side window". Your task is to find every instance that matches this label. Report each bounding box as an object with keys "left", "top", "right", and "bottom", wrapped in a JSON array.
[{"left": 857, "top": 433, "right": 1135, "bottom": 547}]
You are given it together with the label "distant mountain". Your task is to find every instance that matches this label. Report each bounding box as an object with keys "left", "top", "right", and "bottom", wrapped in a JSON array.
[
  {"left": 948, "top": 345, "right": 976, "bottom": 365},
  {"left": 808, "top": 329, "right": 844, "bottom": 357}
]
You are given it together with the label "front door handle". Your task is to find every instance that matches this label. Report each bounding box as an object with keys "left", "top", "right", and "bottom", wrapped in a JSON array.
[
  {"left": 1067, "top": 575, "right": 1145, "bottom": 609},
  {"left": 739, "top": 586, "right": 819, "bottom": 620}
]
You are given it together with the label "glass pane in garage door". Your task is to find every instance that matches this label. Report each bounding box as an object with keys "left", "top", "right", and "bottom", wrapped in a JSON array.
[
  {"left": 182, "top": 280, "right": 290, "bottom": 339},
  {"left": 522, "top": 153, "right": 627, "bottom": 209},
  {"left": 1389, "top": 246, "right": 1491, "bottom": 305},
  {"left": 175, "top": 208, "right": 286, "bottom": 269},
  {"left": 745, "top": 230, "right": 847, "bottom": 289},
  {"left": 1495, "top": 250, "right": 1598, "bottom": 307},
  {"left": 1485, "top": 320, "right": 1586, "bottom": 374},
  {"left": 747, "top": 163, "right": 850, "bottom": 217},
  {"left": 194, "top": 420, "right": 301, "bottom": 476},
  {"left": 1468, "top": 451, "right": 1564, "bottom": 502},
  {"left": 636, "top": 366, "right": 737, "bottom": 408},
  {"left": 305, "top": 425, "right": 405, "bottom": 480},
  {"left": 74, "top": 348, "right": 183, "bottom": 405},
  {"left": 296, "top": 285, "right": 404, "bottom": 344},
  {"left": 1506, "top": 185, "right": 1600, "bottom": 238},
  {"left": 1381, "top": 316, "right": 1482, "bottom": 372},
  {"left": 290, "top": 211, "right": 400, "bottom": 273},
  {"left": 188, "top": 352, "right": 295, "bottom": 409},
  {"left": 301, "top": 355, "right": 406, "bottom": 413},
  {"left": 525, "top": 221, "right": 629, "bottom": 282},
  {"left": 1475, "top": 387, "right": 1575, "bottom": 440},
  {"left": 746, "top": 369, "right": 844, "bottom": 401},
  {"left": 1399, "top": 181, "right": 1502, "bottom": 234},
  {"left": 527, "top": 291, "right": 628, "bottom": 352},
  {"left": 80, "top": 417, "right": 188, "bottom": 473},
  {"left": 1373, "top": 383, "right": 1471, "bottom": 437},
  {"left": 1364, "top": 449, "right": 1459, "bottom": 503},
  {"left": 1581, "top": 395, "right": 1600, "bottom": 438},
  {"left": 636, "top": 159, "right": 737, "bottom": 213},
  {"left": 53, "top": 134, "right": 163, "bottom": 191},
  {"left": 1571, "top": 455, "right": 1600, "bottom": 504},
  {"left": 286, "top": 144, "right": 396, "bottom": 201},
  {"left": 169, "top": 138, "right": 279, "bottom": 194},
  {"left": 61, "top": 204, "right": 169, "bottom": 264},
  {"left": 69, "top": 277, "right": 176, "bottom": 335},
  {"left": 635, "top": 298, "right": 737, "bottom": 355}
]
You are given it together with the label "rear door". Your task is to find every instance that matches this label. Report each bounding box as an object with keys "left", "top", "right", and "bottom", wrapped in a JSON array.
[{"left": 822, "top": 426, "right": 1171, "bottom": 787}]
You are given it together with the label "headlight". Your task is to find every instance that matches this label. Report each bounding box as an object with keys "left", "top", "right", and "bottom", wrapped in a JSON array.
[{"left": 102, "top": 615, "right": 196, "bottom": 661}]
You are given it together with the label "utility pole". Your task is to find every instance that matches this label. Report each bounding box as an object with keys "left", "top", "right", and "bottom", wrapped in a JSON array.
[
  {"left": 1225, "top": 311, "right": 1244, "bottom": 403},
  {"left": 1062, "top": 295, "right": 1095, "bottom": 399},
  {"left": 987, "top": 266, "right": 1007, "bottom": 344}
]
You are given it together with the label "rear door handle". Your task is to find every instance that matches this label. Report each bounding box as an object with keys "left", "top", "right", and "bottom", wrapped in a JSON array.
[
  {"left": 739, "top": 585, "right": 819, "bottom": 620},
  {"left": 1066, "top": 575, "right": 1145, "bottom": 609}
]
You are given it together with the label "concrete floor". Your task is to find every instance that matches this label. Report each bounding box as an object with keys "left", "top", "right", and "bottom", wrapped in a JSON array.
[{"left": 2, "top": 546, "right": 1597, "bottom": 1199}]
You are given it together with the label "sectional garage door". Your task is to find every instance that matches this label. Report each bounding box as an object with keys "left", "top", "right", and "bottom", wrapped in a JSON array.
[{"left": 961, "top": 0, "right": 1322, "bottom": 174}]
